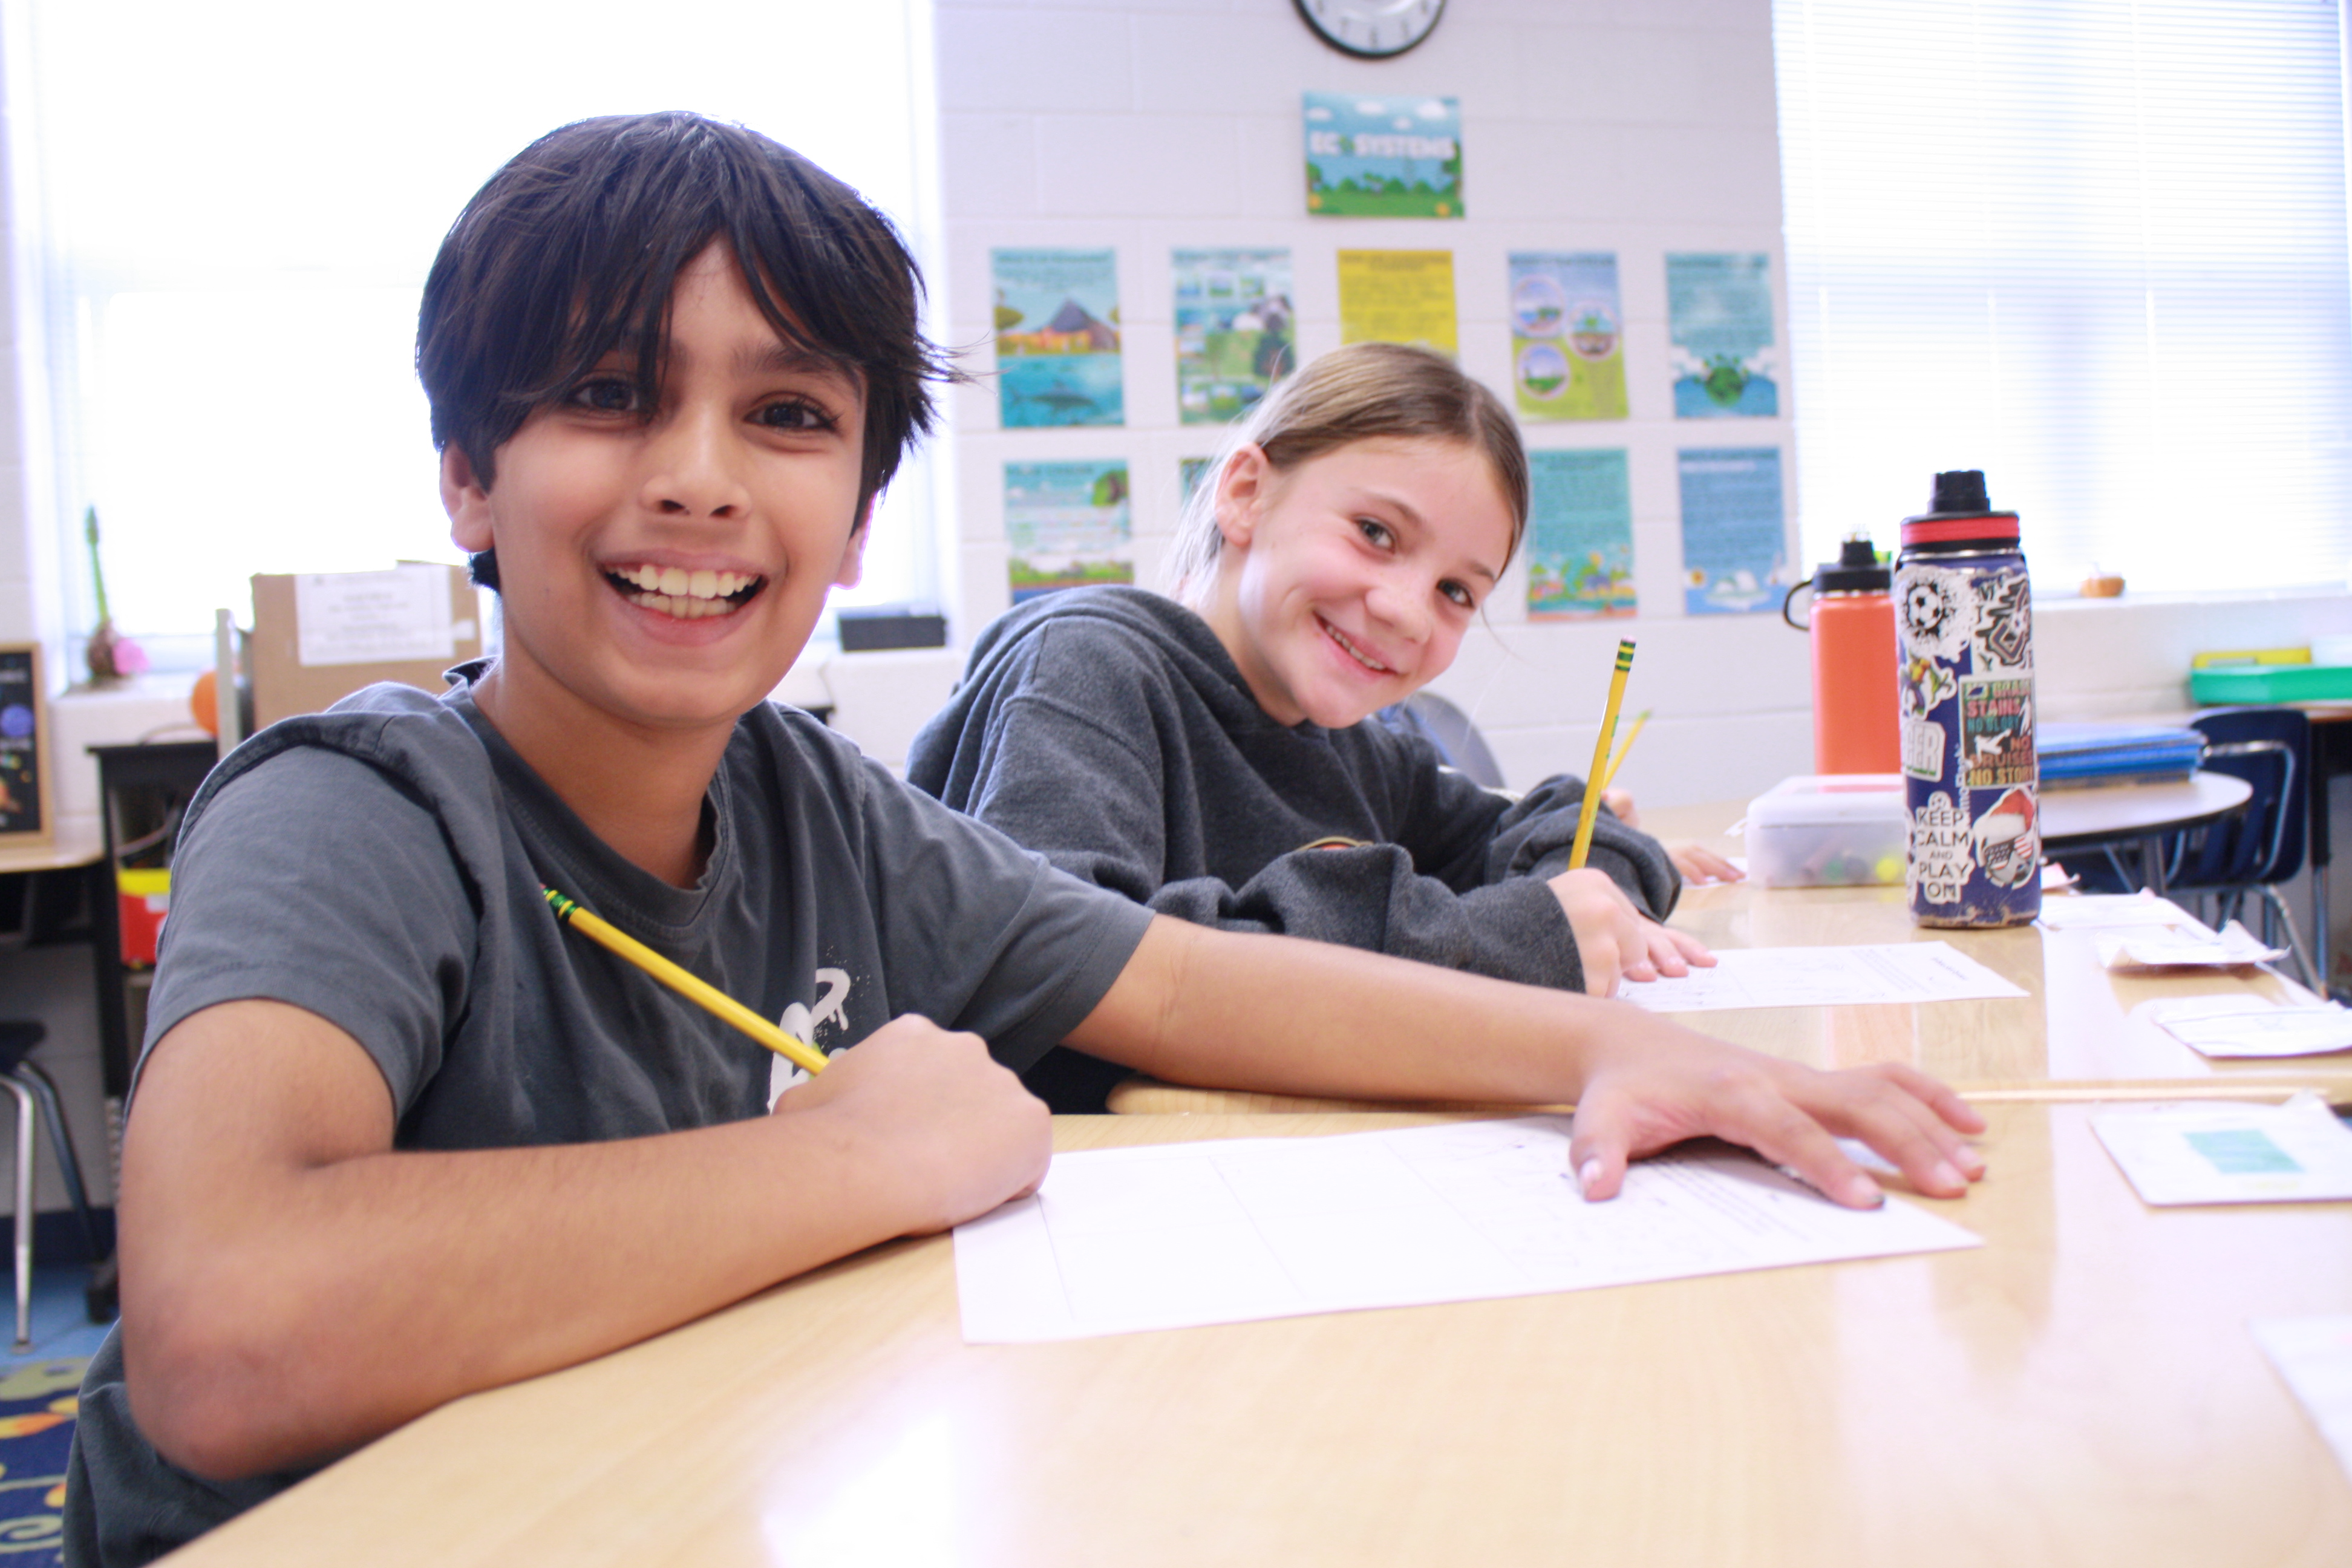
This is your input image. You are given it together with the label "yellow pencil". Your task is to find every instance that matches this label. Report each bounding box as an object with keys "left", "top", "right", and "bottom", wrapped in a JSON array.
[
  {"left": 1569, "top": 640, "right": 1636, "bottom": 870},
  {"left": 1599, "top": 708, "right": 1650, "bottom": 794},
  {"left": 543, "top": 886, "right": 828, "bottom": 1076}
]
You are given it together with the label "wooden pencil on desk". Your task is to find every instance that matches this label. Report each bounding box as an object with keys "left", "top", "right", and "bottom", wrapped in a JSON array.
[
  {"left": 542, "top": 886, "right": 828, "bottom": 1076},
  {"left": 1569, "top": 640, "right": 1637, "bottom": 870}
]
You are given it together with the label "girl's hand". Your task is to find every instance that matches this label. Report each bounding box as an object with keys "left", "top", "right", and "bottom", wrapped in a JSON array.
[
  {"left": 1600, "top": 788, "right": 1639, "bottom": 826},
  {"left": 1547, "top": 868, "right": 1715, "bottom": 993},
  {"left": 1669, "top": 841, "right": 1746, "bottom": 885}
]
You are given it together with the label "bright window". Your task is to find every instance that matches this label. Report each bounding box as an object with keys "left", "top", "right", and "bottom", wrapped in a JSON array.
[
  {"left": 15, "top": 0, "right": 941, "bottom": 669},
  {"left": 1774, "top": 0, "right": 2352, "bottom": 593}
]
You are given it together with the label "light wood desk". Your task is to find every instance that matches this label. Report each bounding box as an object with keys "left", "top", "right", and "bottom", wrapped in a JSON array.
[
  {"left": 166, "top": 1106, "right": 2352, "bottom": 1567},
  {"left": 1112, "top": 800, "right": 2352, "bottom": 1116}
]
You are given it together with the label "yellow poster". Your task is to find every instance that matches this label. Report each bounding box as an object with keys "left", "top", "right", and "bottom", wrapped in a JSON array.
[{"left": 1336, "top": 250, "right": 1457, "bottom": 357}]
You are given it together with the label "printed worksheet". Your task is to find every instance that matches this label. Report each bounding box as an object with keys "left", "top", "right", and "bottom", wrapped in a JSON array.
[
  {"left": 1613, "top": 942, "right": 2026, "bottom": 1013},
  {"left": 2145, "top": 995, "right": 2352, "bottom": 1059},
  {"left": 2092, "top": 1094, "right": 2352, "bottom": 1205},
  {"left": 2252, "top": 1316, "right": 2352, "bottom": 1481},
  {"left": 955, "top": 1117, "right": 1981, "bottom": 1344}
]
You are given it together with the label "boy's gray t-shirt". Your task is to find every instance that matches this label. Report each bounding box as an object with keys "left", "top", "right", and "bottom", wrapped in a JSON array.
[{"left": 64, "top": 671, "right": 1154, "bottom": 1567}]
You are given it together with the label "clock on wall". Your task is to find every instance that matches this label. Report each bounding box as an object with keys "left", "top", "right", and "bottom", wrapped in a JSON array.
[{"left": 1293, "top": 0, "right": 1446, "bottom": 60}]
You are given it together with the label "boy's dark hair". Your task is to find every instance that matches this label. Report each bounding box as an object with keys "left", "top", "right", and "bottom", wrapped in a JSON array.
[{"left": 417, "top": 113, "right": 957, "bottom": 589}]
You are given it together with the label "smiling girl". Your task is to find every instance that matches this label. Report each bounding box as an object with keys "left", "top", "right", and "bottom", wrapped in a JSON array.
[{"left": 909, "top": 343, "right": 1715, "bottom": 1110}]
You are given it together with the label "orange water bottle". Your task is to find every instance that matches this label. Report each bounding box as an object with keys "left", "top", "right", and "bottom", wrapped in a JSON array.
[{"left": 1784, "top": 535, "right": 1899, "bottom": 774}]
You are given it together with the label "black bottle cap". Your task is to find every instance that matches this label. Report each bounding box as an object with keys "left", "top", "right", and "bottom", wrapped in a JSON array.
[
  {"left": 1814, "top": 534, "right": 1889, "bottom": 593},
  {"left": 1930, "top": 470, "right": 1990, "bottom": 514}
]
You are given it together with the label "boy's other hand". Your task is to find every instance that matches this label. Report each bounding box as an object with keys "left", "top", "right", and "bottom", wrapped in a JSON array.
[
  {"left": 1668, "top": 841, "right": 1746, "bottom": 885},
  {"left": 1547, "top": 867, "right": 1714, "bottom": 993},
  {"left": 777, "top": 1015, "right": 1051, "bottom": 1233},
  {"left": 1599, "top": 788, "right": 1639, "bottom": 826},
  {"left": 1565, "top": 1018, "right": 1988, "bottom": 1210}
]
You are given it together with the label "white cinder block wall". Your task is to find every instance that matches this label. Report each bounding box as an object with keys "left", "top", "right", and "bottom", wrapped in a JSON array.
[{"left": 920, "top": 0, "right": 2352, "bottom": 810}]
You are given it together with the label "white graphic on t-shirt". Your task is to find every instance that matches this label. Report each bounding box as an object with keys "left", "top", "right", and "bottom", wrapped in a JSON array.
[{"left": 767, "top": 967, "right": 853, "bottom": 1109}]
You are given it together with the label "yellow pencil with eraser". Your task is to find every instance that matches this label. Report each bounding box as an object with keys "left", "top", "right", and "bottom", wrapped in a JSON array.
[
  {"left": 542, "top": 886, "right": 828, "bottom": 1076},
  {"left": 1569, "top": 640, "right": 1636, "bottom": 870}
]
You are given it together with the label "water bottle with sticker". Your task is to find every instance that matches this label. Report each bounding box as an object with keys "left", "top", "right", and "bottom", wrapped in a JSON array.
[{"left": 1893, "top": 470, "right": 2039, "bottom": 927}]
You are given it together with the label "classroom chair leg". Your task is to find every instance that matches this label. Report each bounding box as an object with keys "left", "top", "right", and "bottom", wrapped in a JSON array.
[{"left": 0, "top": 1078, "right": 32, "bottom": 1351}]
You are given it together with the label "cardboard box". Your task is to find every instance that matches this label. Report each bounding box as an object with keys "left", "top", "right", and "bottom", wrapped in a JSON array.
[{"left": 249, "top": 564, "right": 482, "bottom": 730}]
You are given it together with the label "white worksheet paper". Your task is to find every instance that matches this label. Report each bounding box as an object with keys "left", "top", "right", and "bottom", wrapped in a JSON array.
[
  {"left": 2145, "top": 995, "right": 2352, "bottom": 1059},
  {"left": 2252, "top": 1316, "right": 2352, "bottom": 1482},
  {"left": 955, "top": 1118, "right": 1981, "bottom": 1344},
  {"left": 1613, "top": 942, "right": 2025, "bottom": 1013},
  {"left": 2091, "top": 1095, "right": 2352, "bottom": 1205}
]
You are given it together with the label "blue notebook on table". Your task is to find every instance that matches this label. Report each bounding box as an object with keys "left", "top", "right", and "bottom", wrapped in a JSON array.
[{"left": 2038, "top": 723, "right": 2205, "bottom": 786}]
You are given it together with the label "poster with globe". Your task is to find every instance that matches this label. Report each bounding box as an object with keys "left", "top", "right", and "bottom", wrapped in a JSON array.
[
  {"left": 1667, "top": 253, "right": 1780, "bottom": 418},
  {"left": 1509, "top": 253, "right": 1625, "bottom": 421}
]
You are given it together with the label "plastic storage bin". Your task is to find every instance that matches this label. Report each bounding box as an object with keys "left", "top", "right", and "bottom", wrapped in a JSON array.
[{"left": 1743, "top": 775, "right": 1908, "bottom": 888}]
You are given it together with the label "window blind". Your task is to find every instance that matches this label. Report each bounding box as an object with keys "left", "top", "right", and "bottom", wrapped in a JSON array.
[
  {"left": 15, "top": 0, "right": 937, "bottom": 661},
  {"left": 1774, "top": 0, "right": 2352, "bottom": 593}
]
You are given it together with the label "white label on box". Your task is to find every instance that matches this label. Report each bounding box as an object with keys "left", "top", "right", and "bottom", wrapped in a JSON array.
[{"left": 295, "top": 566, "right": 455, "bottom": 667}]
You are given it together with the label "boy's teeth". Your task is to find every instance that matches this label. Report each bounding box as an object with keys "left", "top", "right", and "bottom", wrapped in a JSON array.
[{"left": 613, "top": 565, "right": 754, "bottom": 601}]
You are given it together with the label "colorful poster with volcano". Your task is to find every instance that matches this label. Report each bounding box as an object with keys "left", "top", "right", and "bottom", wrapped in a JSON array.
[
  {"left": 1005, "top": 460, "right": 1132, "bottom": 602},
  {"left": 1509, "top": 253, "right": 1625, "bottom": 421},
  {"left": 1677, "top": 447, "right": 1789, "bottom": 615},
  {"left": 1174, "top": 249, "right": 1295, "bottom": 425},
  {"left": 1666, "top": 253, "right": 1779, "bottom": 418},
  {"left": 1526, "top": 449, "right": 1635, "bottom": 619},
  {"left": 1304, "top": 93, "right": 1463, "bottom": 218},
  {"left": 993, "top": 249, "right": 1123, "bottom": 428}
]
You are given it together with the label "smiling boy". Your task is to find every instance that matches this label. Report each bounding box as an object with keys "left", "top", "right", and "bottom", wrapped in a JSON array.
[{"left": 65, "top": 114, "right": 1984, "bottom": 1566}]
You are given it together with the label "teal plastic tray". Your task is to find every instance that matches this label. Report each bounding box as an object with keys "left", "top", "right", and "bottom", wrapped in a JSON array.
[{"left": 2189, "top": 664, "right": 2352, "bottom": 704}]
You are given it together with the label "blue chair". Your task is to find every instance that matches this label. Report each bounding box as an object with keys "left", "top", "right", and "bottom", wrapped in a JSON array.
[
  {"left": 1374, "top": 691, "right": 1506, "bottom": 790},
  {"left": 2153, "top": 707, "right": 2321, "bottom": 990}
]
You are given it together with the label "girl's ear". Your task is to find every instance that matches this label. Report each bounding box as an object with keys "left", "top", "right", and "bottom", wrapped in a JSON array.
[{"left": 1214, "top": 443, "right": 1272, "bottom": 550}]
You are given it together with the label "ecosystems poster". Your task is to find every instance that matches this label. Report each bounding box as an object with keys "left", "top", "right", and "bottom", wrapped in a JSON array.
[
  {"left": 1509, "top": 253, "right": 1626, "bottom": 421},
  {"left": 1526, "top": 449, "right": 1635, "bottom": 619},
  {"left": 1338, "top": 250, "right": 1458, "bottom": 356},
  {"left": 993, "top": 248, "right": 1123, "bottom": 428},
  {"left": 1174, "top": 248, "right": 1294, "bottom": 425},
  {"left": 1004, "top": 460, "right": 1132, "bottom": 602},
  {"left": 1304, "top": 93, "right": 1463, "bottom": 218},
  {"left": 1677, "top": 448, "right": 1788, "bottom": 615},
  {"left": 1666, "top": 253, "right": 1779, "bottom": 418}
]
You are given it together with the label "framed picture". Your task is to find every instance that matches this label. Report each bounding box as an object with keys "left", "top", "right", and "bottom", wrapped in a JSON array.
[{"left": 0, "top": 646, "right": 53, "bottom": 843}]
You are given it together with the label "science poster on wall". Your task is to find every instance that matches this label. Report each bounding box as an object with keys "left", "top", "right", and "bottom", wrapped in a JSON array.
[
  {"left": 1004, "top": 460, "right": 1132, "bottom": 603},
  {"left": 1666, "top": 253, "right": 1780, "bottom": 418},
  {"left": 1509, "top": 253, "right": 1627, "bottom": 421},
  {"left": 1677, "top": 448, "right": 1789, "bottom": 615},
  {"left": 1526, "top": 449, "right": 1635, "bottom": 619},
  {"left": 1337, "top": 250, "right": 1458, "bottom": 356},
  {"left": 0, "top": 645, "right": 48, "bottom": 841},
  {"left": 1179, "top": 457, "right": 1212, "bottom": 506},
  {"left": 992, "top": 248, "right": 1123, "bottom": 428},
  {"left": 1303, "top": 93, "right": 1463, "bottom": 218},
  {"left": 1174, "top": 248, "right": 1295, "bottom": 425}
]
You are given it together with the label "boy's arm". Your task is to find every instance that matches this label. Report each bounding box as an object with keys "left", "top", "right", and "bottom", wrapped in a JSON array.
[
  {"left": 118, "top": 999, "right": 1047, "bottom": 1482},
  {"left": 1064, "top": 916, "right": 1985, "bottom": 1208}
]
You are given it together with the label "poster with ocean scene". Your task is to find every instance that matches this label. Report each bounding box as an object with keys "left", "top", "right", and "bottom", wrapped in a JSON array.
[
  {"left": 1005, "top": 460, "right": 1132, "bottom": 601},
  {"left": 1667, "top": 253, "right": 1779, "bottom": 417},
  {"left": 1526, "top": 449, "right": 1635, "bottom": 619},
  {"left": 1510, "top": 253, "right": 1625, "bottom": 421},
  {"left": 1174, "top": 249, "right": 1295, "bottom": 425},
  {"left": 1677, "top": 448, "right": 1789, "bottom": 615},
  {"left": 993, "top": 249, "right": 1123, "bottom": 428},
  {"left": 1304, "top": 93, "right": 1463, "bottom": 218}
]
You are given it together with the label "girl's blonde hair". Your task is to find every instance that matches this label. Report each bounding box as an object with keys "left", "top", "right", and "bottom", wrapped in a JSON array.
[{"left": 1165, "top": 342, "right": 1530, "bottom": 604}]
